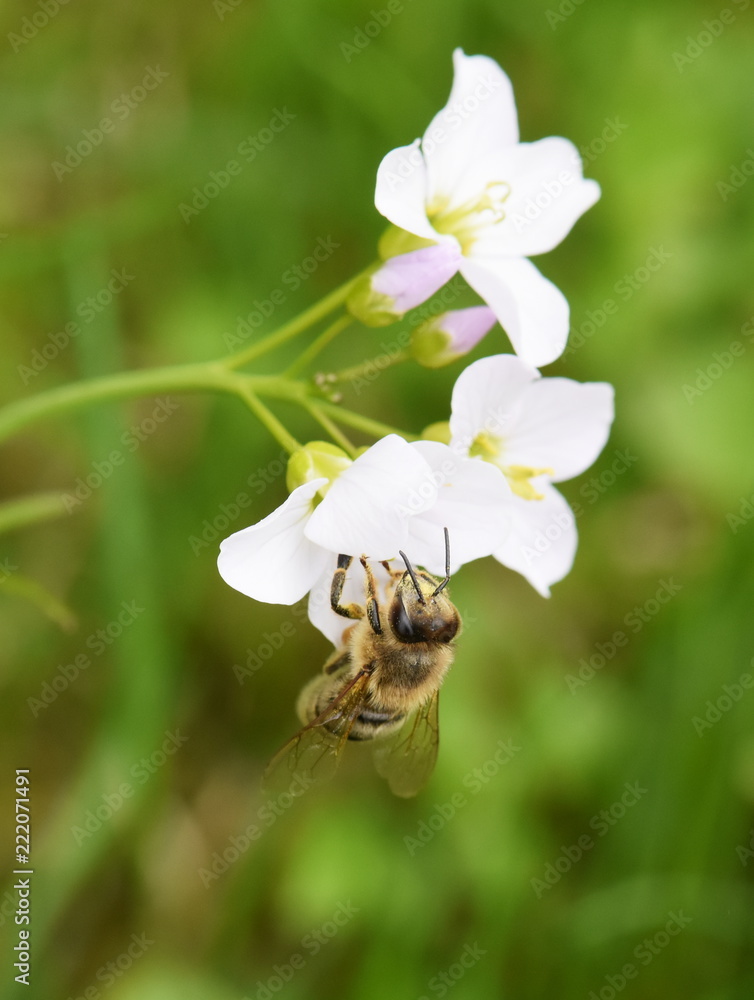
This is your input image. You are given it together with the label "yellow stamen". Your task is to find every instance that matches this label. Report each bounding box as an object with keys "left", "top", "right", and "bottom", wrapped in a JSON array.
[
  {"left": 503, "top": 465, "right": 555, "bottom": 501},
  {"left": 429, "top": 181, "right": 511, "bottom": 252}
]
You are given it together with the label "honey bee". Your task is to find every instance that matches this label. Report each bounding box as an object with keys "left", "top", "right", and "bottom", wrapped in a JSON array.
[{"left": 263, "top": 529, "right": 461, "bottom": 798}]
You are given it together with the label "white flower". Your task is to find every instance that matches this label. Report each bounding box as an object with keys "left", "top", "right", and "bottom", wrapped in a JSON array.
[
  {"left": 218, "top": 433, "right": 511, "bottom": 608},
  {"left": 448, "top": 354, "right": 614, "bottom": 596},
  {"left": 375, "top": 49, "right": 600, "bottom": 367},
  {"left": 306, "top": 441, "right": 512, "bottom": 644}
]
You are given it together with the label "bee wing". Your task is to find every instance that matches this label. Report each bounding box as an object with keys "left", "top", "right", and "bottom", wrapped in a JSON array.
[
  {"left": 262, "top": 668, "right": 371, "bottom": 796},
  {"left": 372, "top": 691, "right": 440, "bottom": 798}
]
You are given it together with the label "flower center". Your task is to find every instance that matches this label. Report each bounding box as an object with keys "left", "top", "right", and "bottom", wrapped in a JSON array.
[
  {"left": 469, "top": 432, "right": 553, "bottom": 500},
  {"left": 428, "top": 181, "right": 511, "bottom": 253}
]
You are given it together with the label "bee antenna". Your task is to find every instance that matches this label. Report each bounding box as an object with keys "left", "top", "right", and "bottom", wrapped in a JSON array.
[
  {"left": 432, "top": 527, "right": 451, "bottom": 596},
  {"left": 398, "top": 550, "right": 426, "bottom": 604}
]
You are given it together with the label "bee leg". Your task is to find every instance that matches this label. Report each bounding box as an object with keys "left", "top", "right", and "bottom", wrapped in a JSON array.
[
  {"left": 360, "top": 556, "right": 383, "bottom": 636},
  {"left": 331, "top": 554, "right": 365, "bottom": 620},
  {"left": 381, "top": 559, "right": 404, "bottom": 584}
]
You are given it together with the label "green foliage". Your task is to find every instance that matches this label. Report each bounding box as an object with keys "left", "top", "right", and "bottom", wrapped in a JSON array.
[{"left": 2, "top": 0, "right": 753, "bottom": 997}]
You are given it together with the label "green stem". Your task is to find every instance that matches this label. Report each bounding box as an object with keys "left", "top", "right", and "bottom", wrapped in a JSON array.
[
  {"left": 0, "top": 361, "right": 230, "bottom": 444},
  {"left": 233, "top": 386, "right": 301, "bottom": 454},
  {"left": 313, "top": 400, "right": 415, "bottom": 441},
  {"left": 284, "top": 314, "right": 353, "bottom": 378},
  {"left": 303, "top": 402, "right": 357, "bottom": 457},
  {"left": 330, "top": 348, "right": 411, "bottom": 384},
  {"left": 222, "top": 273, "right": 363, "bottom": 371},
  {"left": 0, "top": 356, "right": 412, "bottom": 452}
]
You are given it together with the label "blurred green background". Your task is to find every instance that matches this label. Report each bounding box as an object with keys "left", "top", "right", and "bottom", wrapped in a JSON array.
[{"left": 2, "top": 0, "right": 753, "bottom": 997}]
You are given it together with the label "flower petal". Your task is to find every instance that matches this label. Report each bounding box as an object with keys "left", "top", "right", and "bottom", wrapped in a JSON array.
[
  {"left": 449, "top": 354, "right": 540, "bottom": 455},
  {"left": 503, "top": 379, "right": 615, "bottom": 482},
  {"left": 375, "top": 140, "right": 440, "bottom": 242},
  {"left": 469, "top": 137, "right": 601, "bottom": 258},
  {"left": 406, "top": 441, "right": 512, "bottom": 574},
  {"left": 493, "top": 483, "right": 577, "bottom": 597},
  {"left": 305, "top": 435, "right": 434, "bottom": 560},
  {"left": 438, "top": 306, "right": 497, "bottom": 355},
  {"left": 372, "top": 244, "right": 462, "bottom": 313},
  {"left": 460, "top": 256, "right": 569, "bottom": 367},
  {"left": 423, "top": 50, "right": 519, "bottom": 208},
  {"left": 217, "top": 479, "right": 329, "bottom": 605}
]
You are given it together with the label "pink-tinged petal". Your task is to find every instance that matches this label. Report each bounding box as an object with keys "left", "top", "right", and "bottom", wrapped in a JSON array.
[
  {"left": 460, "top": 256, "right": 569, "bottom": 367},
  {"left": 308, "top": 556, "right": 392, "bottom": 647},
  {"left": 372, "top": 244, "right": 462, "bottom": 313},
  {"left": 449, "top": 354, "right": 540, "bottom": 455},
  {"left": 439, "top": 306, "right": 497, "bottom": 355},
  {"left": 412, "top": 306, "right": 498, "bottom": 368},
  {"left": 217, "top": 479, "right": 329, "bottom": 605},
  {"left": 493, "top": 483, "right": 577, "bottom": 597},
  {"left": 305, "top": 435, "right": 435, "bottom": 560},
  {"left": 406, "top": 441, "right": 511, "bottom": 573},
  {"left": 504, "top": 380, "right": 615, "bottom": 482},
  {"left": 375, "top": 140, "right": 439, "bottom": 241},
  {"left": 423, "top": 50, "right": 519, "bottom": 208}
]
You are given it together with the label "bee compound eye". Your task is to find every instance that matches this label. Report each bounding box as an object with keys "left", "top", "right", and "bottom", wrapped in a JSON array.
[{"left": 389, "top": 597, "right": 419, "bottom": 642}]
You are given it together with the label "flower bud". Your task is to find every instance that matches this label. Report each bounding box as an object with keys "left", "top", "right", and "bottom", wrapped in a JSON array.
[
  {"left": 286, "top": 441, "right": 351, "bottom": 495},
  {"left": 347, "top": 244, "right": 461, "bottom": 327},
  {"left": 421, "top": 421, "right": 452, "bottom": 444},
  {"left": 378, "top": 225, "right": 438, "bottom": 260},
  {"left": 410, "top": 306, "right": 497, "bottom": 368}
]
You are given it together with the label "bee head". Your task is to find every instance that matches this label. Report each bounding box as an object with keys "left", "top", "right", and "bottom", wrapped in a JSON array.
[{"left": 388, "top": 531, "right": 460, "bottom": 645}]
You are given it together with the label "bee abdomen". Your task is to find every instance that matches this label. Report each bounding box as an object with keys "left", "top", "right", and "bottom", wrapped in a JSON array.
[{"left": 348, "top": 708, "right": 404, "bottom": 742}]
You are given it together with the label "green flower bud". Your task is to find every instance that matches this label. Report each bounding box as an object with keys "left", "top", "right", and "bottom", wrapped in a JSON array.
[{"left": 286, "top": 441, "right": 352, "bottom": 495}]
